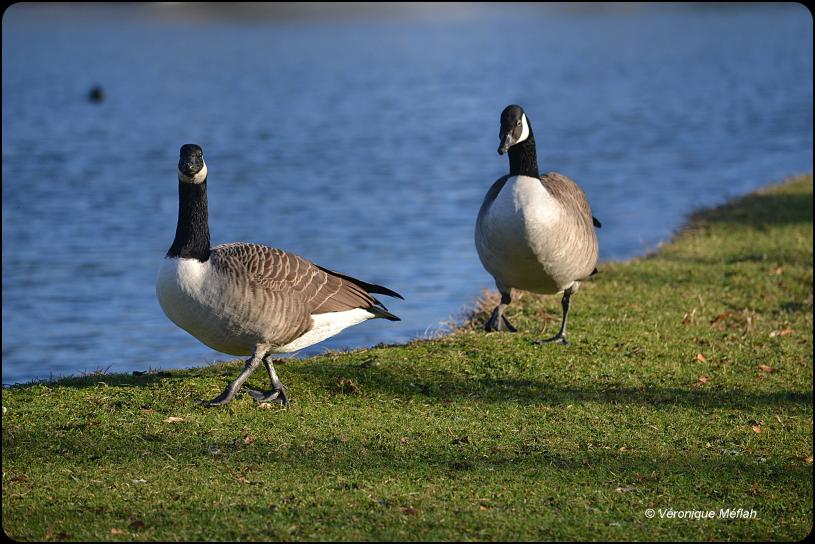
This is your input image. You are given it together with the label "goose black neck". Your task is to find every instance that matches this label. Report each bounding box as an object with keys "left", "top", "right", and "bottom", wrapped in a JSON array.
[
  {"left": 167, "top": 179, "right": 211, "bottom": 261},
  {"left": 508, "top": 133, "right": 540, "bottom": 178}
]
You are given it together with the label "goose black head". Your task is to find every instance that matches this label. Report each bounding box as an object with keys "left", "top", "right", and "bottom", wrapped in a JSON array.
[
  {"left": 498, "top": 104, "right": 531, "bottom": 155},
  {"left": 178, "top": 144, "right": 207, "bottom": 184}
]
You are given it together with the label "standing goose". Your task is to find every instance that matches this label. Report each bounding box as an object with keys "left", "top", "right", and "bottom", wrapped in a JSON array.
[
  {"left": 475, "top": 105, "right": 600, "bottom": 344},
  {"left": 156, "top": 144, "right": 403, "bottom": 406}
]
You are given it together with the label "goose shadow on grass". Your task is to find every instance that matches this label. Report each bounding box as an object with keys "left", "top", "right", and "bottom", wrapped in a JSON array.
[
  {"left": 11, "top": 356, "right": 811, "bottom": 412},
  {"left": 7, "top": 432, "right": 811, "bottom": 542},
  {"left": 7, "top": 420, "right": 812, "bottom": 509},
  {"left": 282, "top": 359, "right": 812, "bottom": 411}
]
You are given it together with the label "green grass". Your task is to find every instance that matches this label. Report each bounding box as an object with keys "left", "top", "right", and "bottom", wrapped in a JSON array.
[{"left": 3, "top": 176, "right": 812, "bottom": 541}]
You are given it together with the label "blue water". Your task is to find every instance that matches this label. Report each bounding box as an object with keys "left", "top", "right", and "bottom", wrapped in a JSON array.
[{"left": 2, "top": 3, "right": 812, "bottom": 384}]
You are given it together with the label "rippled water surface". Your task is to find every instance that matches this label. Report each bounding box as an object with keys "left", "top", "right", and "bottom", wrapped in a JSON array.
[{"left": 2, "top": 3, "right": 812, "bottom": 383}]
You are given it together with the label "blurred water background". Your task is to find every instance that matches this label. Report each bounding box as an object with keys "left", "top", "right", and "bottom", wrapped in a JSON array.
[{"left": 2, "top": 3, "right": 812, "bottom": 384}]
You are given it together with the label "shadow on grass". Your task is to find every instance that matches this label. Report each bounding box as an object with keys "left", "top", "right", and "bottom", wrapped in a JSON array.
[
  {"left": 11, "top": 357, "right": 811, "bottom": 412},
  {"left": 2, "top": 362, "right": 238, "bottom": 391},
  {"left": 5, "top": 430, "right": 810, "bottom": 542},
  {"left": 285, "top": 361, "right": 812, "bottom": 411},
  {"left": 6, "top": 420, "right": 812, "bottom": 504}
]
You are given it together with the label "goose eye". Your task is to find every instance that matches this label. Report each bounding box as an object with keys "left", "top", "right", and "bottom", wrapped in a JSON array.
[{"left": 516, "top": 120, "right": 521, "bottom": 126}]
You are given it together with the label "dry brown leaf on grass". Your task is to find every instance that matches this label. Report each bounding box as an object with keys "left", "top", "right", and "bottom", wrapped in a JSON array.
[
  {"left": 696, "top": 376, "right": 710, "bottom": 386},
  {"left": 751, "top": 425, "right": 762, "bottom": 434},
  {"left": 634, "top": 472, "right": 660, "bottom": 482},
  {"left": 758, "top": 364, "right": 778, "bottom": 373},
  {"left": 710, "top": 311, "right": 733, "bottom": 326},
  {"left": 615, "top": 485, "right": 636, "bottom": 494},
  {"left": 243, "top": 434, "right": 254, "bottom": 445},
  {"left": 110, "top": 528, "right": 125, "bottom": 535},
  {"left": 769, "top": 328, "right": 796, "bottom": 337},
  {"left": 804, "top": 455, "right": 813, "bottom": 464},
  {"left": 695, "top": 353, "right": 707, "bottom": 363},
  {"left": 163, "top": 416, "right": 184, "bottom": 423}
]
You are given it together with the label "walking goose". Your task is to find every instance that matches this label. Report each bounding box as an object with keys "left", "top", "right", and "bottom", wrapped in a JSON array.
[
  {"left": 156, "top": 144, "right": 403, "bottom": 406},
  {"left": 474, "top": 105, "right": 600, "bottom": 344}
]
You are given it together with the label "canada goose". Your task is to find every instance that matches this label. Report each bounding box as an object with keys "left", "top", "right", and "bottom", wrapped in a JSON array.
[
  {"left": 156, "top": 144, "right": 403, "bottom": 406},
  {"left": 475, "top": 105, "right": 600, "bottom": 344}
]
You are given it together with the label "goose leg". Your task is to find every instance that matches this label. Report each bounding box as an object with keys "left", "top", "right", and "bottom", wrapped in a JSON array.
[
  {"left": 534, "top": 288, "right": 572, "bottom": 345},
  {"left": 485, "top": 290, "right": 517, "bottom": 333},
  {"left": 245, "top": 356, "right": 289, "bottom": 406},
  {"left": 198, "top": 347, "right": 265, "bottom": 407}
]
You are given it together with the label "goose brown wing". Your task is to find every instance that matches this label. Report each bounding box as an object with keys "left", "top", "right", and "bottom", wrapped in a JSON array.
[
  {"left": 210, "top": 243, "right": 400, "bottom": 318},
  {"left": 540, "top": 172, "right": 596, "bottom": 227},
  {"left": 540, "top": 172, "right": 600, "bottom": 280}
]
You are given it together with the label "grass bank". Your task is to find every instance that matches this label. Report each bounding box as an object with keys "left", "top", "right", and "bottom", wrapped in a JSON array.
[{"left": 2, "top": 176, "right": 812, "bottom": 541}]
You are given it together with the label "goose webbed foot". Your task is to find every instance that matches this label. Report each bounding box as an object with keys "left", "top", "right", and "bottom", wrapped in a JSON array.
[
  {"left": 247, "top": 356, "right": 290, "bottom": 406},
  {"left": 198, "top": 350, "right": 265, "bottom": 407},
  {"left": 532, "top": 289, "right": 573, "bottom": 346},
  {"left": 197, "top": 384, "right": 241, "bottom": 407},
  {"left": 532, "top": 334, "right": 569, "bottom": 346},
  {"left": 245, "top": 386, "right": 289, "bottom": 406}
]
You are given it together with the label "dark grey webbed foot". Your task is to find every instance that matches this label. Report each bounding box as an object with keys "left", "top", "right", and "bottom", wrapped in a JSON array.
[
  {"left": 248, "top": 356, "right": 290, "bottom": 406},
  {"left": 532, "top": 289, "right": 573, "bottom": 346},
  {"left": 532, "top": 334, "right": 569, "bottom": 346},
  {"left": 197, "top": 386, "right": 240, "bottom": 407},
  {"left": 245, "top": 386, "right": 289, "bottom": 406},
  {"left": 198, "top": 349, "right": 266, "bottom": 407}
]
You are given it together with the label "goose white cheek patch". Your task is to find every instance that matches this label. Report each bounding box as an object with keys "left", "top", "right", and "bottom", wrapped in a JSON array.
[
  {"left": 178, "top": 162, "right": 208, "bottom": 184},
  {"left": 517, "top": 114, "right": 530, "bottom": 144}
]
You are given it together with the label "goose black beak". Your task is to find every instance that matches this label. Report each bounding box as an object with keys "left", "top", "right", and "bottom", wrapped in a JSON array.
[{"left": 498, "top": 133, "right": 513, "bottom": 155}]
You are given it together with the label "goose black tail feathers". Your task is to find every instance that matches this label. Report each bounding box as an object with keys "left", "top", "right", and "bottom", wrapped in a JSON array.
[
  {"left": 315, "top": 264, "right": 404, "bottom": 300},
  {"left": 368, "top": 306, "right": 401, "bottom": 321}
]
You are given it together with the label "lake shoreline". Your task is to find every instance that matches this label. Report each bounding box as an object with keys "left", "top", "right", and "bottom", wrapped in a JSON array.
[
  {"left": 3, "top": 174, "right": 813, "bottom": 387},
  {"left": 3, "top": 175, "right": 812, "bottom": 540}
]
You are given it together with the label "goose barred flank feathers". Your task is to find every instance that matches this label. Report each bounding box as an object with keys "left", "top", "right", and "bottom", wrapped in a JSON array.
[{"left": 210, "top": 243, "right": 401, "bottom": 319}]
